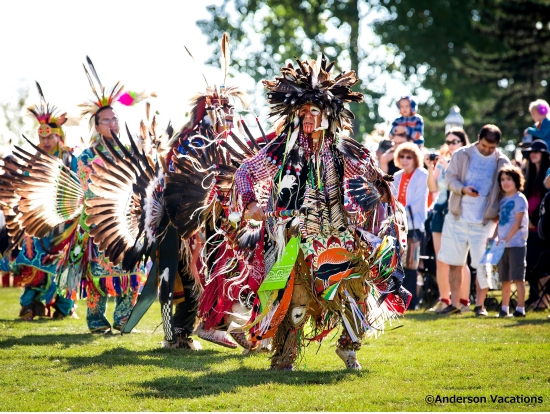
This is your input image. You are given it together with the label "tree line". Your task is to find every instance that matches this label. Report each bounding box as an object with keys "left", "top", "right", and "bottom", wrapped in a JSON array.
[{"left": 197, "top": 0, "right": 550, "bottom": 147}]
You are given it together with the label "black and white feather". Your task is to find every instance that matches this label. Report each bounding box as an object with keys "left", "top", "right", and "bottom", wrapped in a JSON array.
[
  {"left": 0, "top": 164, "right": 23, "bottom": 254},
  {"left": 85, "top": 127, "right": 164, "bottom": 270},
  {"left": 345, "top": 175, "right": 382, "bottom": 213},
  {"left": 6, "top": 137, "right": 83, "bottom": 239}
]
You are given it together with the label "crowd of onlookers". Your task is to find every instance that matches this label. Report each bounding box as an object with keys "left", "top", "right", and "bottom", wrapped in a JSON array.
[{"left": 374, "top": 96, "right": 550, "bottom": 318}]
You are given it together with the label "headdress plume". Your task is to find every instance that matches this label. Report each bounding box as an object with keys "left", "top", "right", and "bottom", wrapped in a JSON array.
[{"left": 262, "top": 55, "right": 363, "bottom": 133}]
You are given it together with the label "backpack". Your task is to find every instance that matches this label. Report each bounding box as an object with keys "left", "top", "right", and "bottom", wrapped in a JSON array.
[{"left": 537, "top": 191, "right": 550, "bottom": 239}]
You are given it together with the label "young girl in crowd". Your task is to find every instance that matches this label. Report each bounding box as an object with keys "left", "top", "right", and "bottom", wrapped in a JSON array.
[{"left": 489, "top": 165, "right": 528, "bottom": 317}]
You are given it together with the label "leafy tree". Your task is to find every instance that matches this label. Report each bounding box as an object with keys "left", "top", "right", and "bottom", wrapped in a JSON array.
[
  {"left": 369, "top": 0, "right": 499, "bottom": 145},
  {"left": 457, "top": 0, "right": 550, "bottom": 137},
  {"left": 197, "top": 0, "right": 389, "bottom": 137},
  {"left": 369, "top": 0, "right": 550, "bottom": 145}
]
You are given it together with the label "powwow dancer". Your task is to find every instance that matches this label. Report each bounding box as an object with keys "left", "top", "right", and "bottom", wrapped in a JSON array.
[
  {"left": 83, "top": 115, "right": 206, "bottom": 349},
  {"left": 162, "top": 35, "right": 283, "bottom": 352},
  {"left": 1, "top": 82, "right": 78, "bottom": 320},
  {"left": 162, "top": 84, "right": 250, "bottom": 350},
  {"left": 188, "top": 55, "right": 410, "bottom": 370},
  {"left": 74, "top": 57, "right": 154, "bottom": 333},
  {"left": 79, "top": 35, "right": 267, "bottom": 349},
  {"left": 2, "top": 58, "right": 152, "bottom": 333},
  {"left": 167, "top": 34, "right": 277, "bottom": 351}
]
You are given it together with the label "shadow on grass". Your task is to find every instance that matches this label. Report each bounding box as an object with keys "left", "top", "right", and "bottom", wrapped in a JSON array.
[
  {"left": 403, "top": 312, "right": 550, "bottom": 326},
  {"left": 401, "top": 312, "right": 449, "bottom": 321},
  {"left": 0, "top": 317, "right": 61, "bottom": 325},
  {"left": 502, "top": 319, "right": 550, "bottom": 327},
  {"left": 31, "top": 346, "right": 256, "bottom": 373},
  {"left": 132, "top": 367, "right": 363, "bottom": 400},
  {"left": 0, "top": 332, "right": 96, "bottom": 349}
]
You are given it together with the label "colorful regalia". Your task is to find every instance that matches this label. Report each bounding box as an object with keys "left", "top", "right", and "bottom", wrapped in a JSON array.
[
  {"left": 81, "top": 35, "right": 269, "bottom": 350},
  {"left": 81, "top": 117, "right": 204, "bottom": 348},
  {"left": 1, "top": 59, "right": 152, "bottom": 332},
  {"left": 178, "top": 55, "right": 411, "bottom": 369},
  {"left": 165, "top": 82, "right": 271, "bottom": 351},
  {"left": 75, "top": 143, "right": 143, "bottom": 332},
  {"left": 1, "top": 82, "right": 78, "bottom": 319},
  {"left": 73, "top": 57, "right": 152, "bottom": 333}
]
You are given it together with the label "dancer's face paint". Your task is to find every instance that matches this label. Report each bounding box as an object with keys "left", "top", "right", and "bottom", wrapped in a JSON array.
[
  {"left": 299, "top": 104, "right": 322, "bottom": 134},
  {"left": 209, "top": 98, "right": 234, "bottom": 133}
]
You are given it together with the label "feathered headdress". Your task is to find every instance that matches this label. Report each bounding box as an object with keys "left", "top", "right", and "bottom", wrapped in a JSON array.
[
  {"left": 169, "top": 33, "right": 248, "bottom": 148},
  {"left": 263, "top": 55, "right": 363, "bottom": 133},
  {"left": 78, "top": 56, "right": 156, "bottom": 129},
  {"left": 28, "top": 81, "right": 67, "bottom": 140}
]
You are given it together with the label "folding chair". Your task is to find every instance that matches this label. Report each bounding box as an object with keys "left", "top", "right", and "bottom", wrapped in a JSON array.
[{"left": 417, "top": 221, "right": 439, "bottom": 310}]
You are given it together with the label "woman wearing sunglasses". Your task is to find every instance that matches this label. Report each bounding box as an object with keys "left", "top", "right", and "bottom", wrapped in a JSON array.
[
  {"left": 392, "top": 142, "right": 431, "bottom": 310},
  {"left": 425, "top": 128, "right": 469, "bottom": 313}
]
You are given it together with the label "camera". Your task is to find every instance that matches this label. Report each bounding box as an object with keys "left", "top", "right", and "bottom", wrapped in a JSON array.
[{"left": 428, "top": 153, "right": 439, "bottom": 161}]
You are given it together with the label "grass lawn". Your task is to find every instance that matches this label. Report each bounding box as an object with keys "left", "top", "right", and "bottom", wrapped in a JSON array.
[{"left": 0, "top": 288, "right": 549, "bottom": 412}]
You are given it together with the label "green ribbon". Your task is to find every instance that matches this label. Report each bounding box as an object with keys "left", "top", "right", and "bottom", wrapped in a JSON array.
[{"left": 258, "top": 236, "right": 300, "bottom": 311}]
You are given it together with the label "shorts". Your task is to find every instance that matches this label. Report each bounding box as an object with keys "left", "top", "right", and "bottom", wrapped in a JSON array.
[
  {"left": 430, "top": 202, "right": 448, "bottom": 233},
  {"left": 439, "top": 213, "right": 496, "bottom": 289},
  {"left": 497, "top": 246, "right": 526, "bottom": 282}
]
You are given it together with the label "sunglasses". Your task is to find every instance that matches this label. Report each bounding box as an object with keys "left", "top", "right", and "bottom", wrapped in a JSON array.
[
  {"left": 399, "top": 155, "right": 413, "bottom": 160},
  {"left": 98, "top": 117, "right": 119, "bottom": 125},
  {"left": 445, "top": 139, "right": 461, "bottom": 145}
]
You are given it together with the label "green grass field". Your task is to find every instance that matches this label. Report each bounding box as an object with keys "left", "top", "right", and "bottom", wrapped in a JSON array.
[{"left": 0, "top": 288, "right": 549, "bottom": 412}]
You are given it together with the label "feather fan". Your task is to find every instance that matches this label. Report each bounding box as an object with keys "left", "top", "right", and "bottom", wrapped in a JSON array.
[
  {"left": 8, "top": 136, "right": 84, "bottom": 238},
  {"left": 0, "top": 170, "right": 23, "bottom": 254},
  {"left": 85, "top": 127, "right": 164, "bottom": 271},
  {"left": 345, "top": 175, "right": 382, "bottom": 213},
  {"left": 164, "top": 124, "right": 264, "bottom": 240}
]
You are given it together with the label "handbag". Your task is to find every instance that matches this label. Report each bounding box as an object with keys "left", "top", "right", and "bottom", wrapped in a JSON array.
[{"left": 404, "top": 205, "right": 421, "bottom": 270}]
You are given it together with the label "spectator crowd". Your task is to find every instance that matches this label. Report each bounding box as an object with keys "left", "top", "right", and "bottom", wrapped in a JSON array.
[{"left": 376, "top": 96, "right": 550, "bottom": 317}]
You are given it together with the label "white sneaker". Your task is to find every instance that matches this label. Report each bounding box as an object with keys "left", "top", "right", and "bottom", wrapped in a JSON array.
[
  {"left": 335, "top": 348, "right": 362, "bottom": 370},
  {"left": 460, "top": 304, "right": 472, "bottom": 313},
  {"left": 428, "top": 301, "right": 448, "bottom": 313}
]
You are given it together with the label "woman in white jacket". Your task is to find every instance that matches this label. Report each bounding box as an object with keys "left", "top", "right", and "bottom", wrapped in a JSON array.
[{"left": 392, "top": 142, "right": 430, "bottom": 310}]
